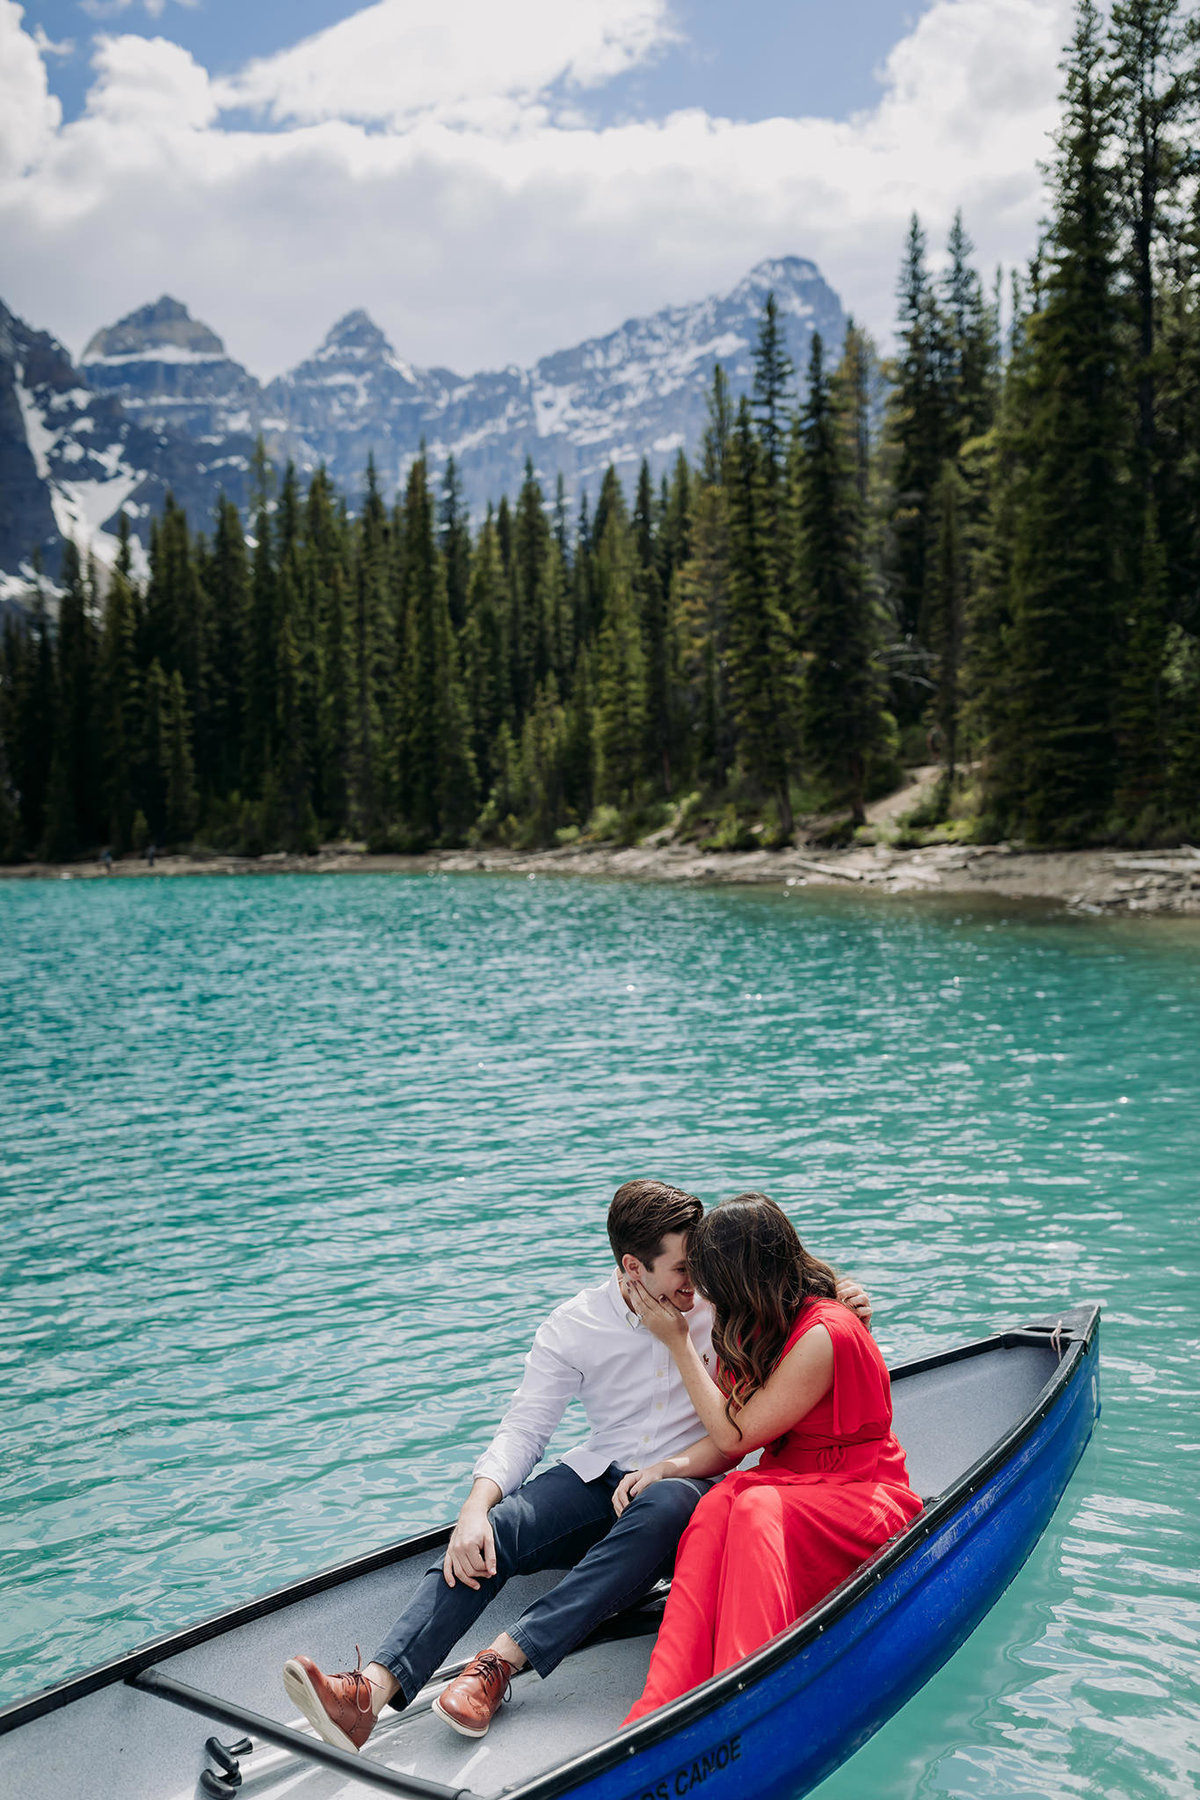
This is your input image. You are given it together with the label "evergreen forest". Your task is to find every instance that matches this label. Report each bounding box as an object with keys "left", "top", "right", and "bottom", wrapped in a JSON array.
[{"left": 4, "top": 0, "right": 1200, "bottom": 864}]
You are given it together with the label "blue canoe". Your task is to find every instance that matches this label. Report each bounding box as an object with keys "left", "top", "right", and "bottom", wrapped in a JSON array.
[{"left": 0, "top": 1302, "right": 1100, "bottom": 1800}]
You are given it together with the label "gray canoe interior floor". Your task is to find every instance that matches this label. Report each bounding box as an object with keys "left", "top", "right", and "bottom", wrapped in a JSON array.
[{"left": 231, "top": 1632, "right": 655, "bottom": 1800}]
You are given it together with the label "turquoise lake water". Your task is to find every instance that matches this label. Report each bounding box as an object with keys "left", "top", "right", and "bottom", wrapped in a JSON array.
[{"left": 1, "top": 872, "right": 1198, "bottom": 1797}]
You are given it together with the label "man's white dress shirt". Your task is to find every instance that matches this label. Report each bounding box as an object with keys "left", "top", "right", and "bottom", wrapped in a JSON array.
[{"left": 472, "top": 1272, "right": 716, "bottom": 1497}]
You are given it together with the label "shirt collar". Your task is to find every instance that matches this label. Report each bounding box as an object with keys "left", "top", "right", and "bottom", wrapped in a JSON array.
[{"left": 605, "top": 1270, "right": 643, "bottom": 1330}]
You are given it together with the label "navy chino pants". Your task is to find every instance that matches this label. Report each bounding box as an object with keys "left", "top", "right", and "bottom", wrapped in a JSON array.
[{"left": 373, "top": 1462, "right": 710, "bottom": 1705}]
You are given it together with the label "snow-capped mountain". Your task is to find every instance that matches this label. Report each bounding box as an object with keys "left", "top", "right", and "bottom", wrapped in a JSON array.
[
  {"left": 80, "top": 295, "right": 265, "bottom": 443},
  {"left": 0, "top": 298, "right": 259, "bottom": 599},
  {"left": 264, "top": 308, "right": 457, "bottom": 496},
  {"left": 271, "top": 255, "right": 846, "bottom": 507},
  {"left": 0, "top": 256, "right": 846, "bottom": 590},
  {"left": 425, "top": 256, "right": 845, "bottom": 509}
]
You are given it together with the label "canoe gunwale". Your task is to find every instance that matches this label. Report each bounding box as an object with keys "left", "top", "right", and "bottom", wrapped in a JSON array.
[{"left": 0, "top": 1300, "right": 1101, "bottom": 1799}]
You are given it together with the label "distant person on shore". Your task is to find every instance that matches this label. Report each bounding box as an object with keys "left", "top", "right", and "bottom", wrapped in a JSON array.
[
  {"left": 146, "top": 843, "right": 156, "bottom": 867},
  {"left": 621, "top": 1193, "right": 921, "bottom": 1724},
  {"left": 102, "top": 848, "right": 112, "bottom": 874},
  {"left": 283, "top": 1180, "right": 871, "bottom": 1752}
]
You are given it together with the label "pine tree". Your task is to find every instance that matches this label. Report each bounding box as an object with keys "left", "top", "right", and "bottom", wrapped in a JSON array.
[
  {"left": 348, "top": 460, "right": 389, "bottom": 834},
  {"left": 725, "top": 399, "right": 798, "bottom": 836},
  {"left": 515, "top": 674, "right": 568, "bottom": 843},
  {"left": 674, "top": 472, "right": 733, "bottom": 790},
  {"left": 1003, "top": 0, "right": 1128, "bottom": 841},
  {"left": 39, "top": 749, "right": 76, "bottom": 863},
  {"left": 572, "top": 492, "right": 597, "bottom": 651},
  {"left": 633, "top": 458, "right": 673, "bottom": 793},
  {"left": 593, "top": 502, "right": 647, "bottom": 806},
  {"left": 1113, "top": 499, "right": 1169, "bottom": 831},
  {"left": 942, "top": 212, "right": 1000, "bottom": 452},
  {"left": 396, "top": 457, "right": 477, "bottom": 844},
  {"left": 245, "top": 500, "right": 277, "bottom": 793},
  {"left": 795, "top": 338, "right": 890, "bottom": 826},
  {"left": 479, "top": 720, "right": 519, "bottom": 843},
  {"left": 887, "top": 215, "right": 952, "bottom": 702},
  {"left": 10, "top": 567, "right": 55, "bottom": 852},
  {"left": 751, "top": 292, "right": 795, "bottom": 502},
  {"left": 658, "top": 453, "right": 693, "bottom": 589},
  {"left": 1108, "top": 0, "right": 1193, "bottom": 490},
  {"left": 318, "top": 561, "right": 352, "bottom": 834},
  {"left": 703, "top": 365, "right": 733, "bottom": 487},
  {"left": 926, "top": 460, "right": 970, "bottom": 791},
  {"left": 161, "top": 668, "right": 198, "bottom": 844},
  {"left": 55, "top": 540, "right": 100, "bottom": 851},
  {"left": 0, "top": 631, "right": 18, "bottom": 862},
  {"left": 562, "top": 640, "right": 596, "bottom": 823},
  {"left": 439, "top": 456, "right": 472, "bottom": 634},
  {"left": 1164, "top": 620, "right": 1200, "bottom": 830},
  {"left": 963, "top": 278, "right": 1036, "bottom": 824},
  {"left": 98, "top": 520, "right": 140, "bottom": 850},
  {"left": 205, "top": 496, "right": 249, "bottom": 798},
  {"left": 459, "top": 510, "right": 507, "bottom": 794}
]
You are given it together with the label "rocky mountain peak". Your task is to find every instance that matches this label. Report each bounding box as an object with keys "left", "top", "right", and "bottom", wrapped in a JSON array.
[
  {"left": 82, "top": 296, "right": 226, "bottom": 364},
  {"left": 1, "top": 252, "right": 850, "bottom": 589},
  {"left": 729, "top": 257, "right": 828, "bottom": 318},
  {"left": 316, "top": 309, "right": 399, "bottom": 364}
]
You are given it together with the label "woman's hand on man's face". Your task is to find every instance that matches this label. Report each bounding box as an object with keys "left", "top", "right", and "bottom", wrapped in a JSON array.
[{"left": 624, "top": 1275, "right": 690, "bottom": 1345}]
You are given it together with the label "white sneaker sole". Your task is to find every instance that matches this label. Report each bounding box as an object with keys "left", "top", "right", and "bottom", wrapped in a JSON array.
[
  {"left": 282, "top": 1658, "right": 363, "bottom": 1754},
  {"left": 431, "top": 1693, "right": 490, "bottom": 1738}
]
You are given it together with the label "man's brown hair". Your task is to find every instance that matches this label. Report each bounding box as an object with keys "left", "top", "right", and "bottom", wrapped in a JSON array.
[{"left": 607, "top": 1179, "right": 703, "bottom": 1268}]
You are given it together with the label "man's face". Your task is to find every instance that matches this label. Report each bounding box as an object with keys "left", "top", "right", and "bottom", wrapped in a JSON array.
[{"left": 628, "top": 1231, "right": 695, "bottom": 1312}]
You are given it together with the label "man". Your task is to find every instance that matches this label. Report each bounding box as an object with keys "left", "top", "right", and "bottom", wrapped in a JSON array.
[{"left": 283, "top": 1179, "right": 869, "bottom": 1751}]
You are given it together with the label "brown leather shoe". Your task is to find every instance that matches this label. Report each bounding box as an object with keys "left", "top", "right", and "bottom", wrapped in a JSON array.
[
  {"left": 432, "top": 1649, "right": 515, "bottom": 1738},
  {"left": 283, "top": 1650, "right": 376, "bottom": 1752}
]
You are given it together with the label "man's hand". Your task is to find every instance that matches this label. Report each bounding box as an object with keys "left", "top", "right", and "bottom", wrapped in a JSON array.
[
  {"left": 443, "top": 1482, "right": 501, "bottom": 1589},
  {"left": 836, "top": 1277, "right": 872, "bottom": 1331}
]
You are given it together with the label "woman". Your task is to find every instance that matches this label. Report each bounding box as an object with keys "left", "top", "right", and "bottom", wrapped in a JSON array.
[{"left": 619, "top": 1193, "right": 921, "bottom": 1723}]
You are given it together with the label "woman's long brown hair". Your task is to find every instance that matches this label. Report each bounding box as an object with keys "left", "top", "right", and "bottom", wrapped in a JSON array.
[{"left": 687, "top": 1192, "right": 838, "bottom": 1432}]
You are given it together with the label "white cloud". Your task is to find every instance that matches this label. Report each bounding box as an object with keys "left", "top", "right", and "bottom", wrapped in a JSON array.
[
  {"left": 33, "top": 25, "right": 75, "bottom": 57},
  {"left": 80, "top": 0, "right": 199, "bottom": 18},
  {"left": 223, "top": 0, "right": 677, "bottom": 126},
  {"left": 0, "top": 0, "right": 1075, "bottom": 383},
  {"left": 0, "top": 3, "right": 61, "bottom": 179},
  {"left": 86, "top": 31, "right": 218, "bottom": 132}
]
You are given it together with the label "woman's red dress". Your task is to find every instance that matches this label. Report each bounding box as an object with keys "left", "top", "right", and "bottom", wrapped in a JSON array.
[{"left": 623, "top": 1297, "right": 922, "bottom": 1722}]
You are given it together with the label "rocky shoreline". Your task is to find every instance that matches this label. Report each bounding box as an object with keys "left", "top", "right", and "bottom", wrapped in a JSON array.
[{"left": 6, "top": 836, "right": 1200, "bottom": 918}]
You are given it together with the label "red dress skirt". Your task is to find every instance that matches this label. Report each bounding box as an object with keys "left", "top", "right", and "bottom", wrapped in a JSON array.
[{"left": 623, "top": 1297, "right": 922, "bottom": 1722}]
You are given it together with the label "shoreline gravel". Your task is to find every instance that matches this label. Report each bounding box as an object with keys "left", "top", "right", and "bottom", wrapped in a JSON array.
[{"left": 6, "top": 837, "right": 1200, "bottom": 918}]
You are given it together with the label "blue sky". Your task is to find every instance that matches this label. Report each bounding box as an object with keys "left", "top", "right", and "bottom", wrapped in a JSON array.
[
  {"left": 3, "top": 0, "right": 1073, "bottom": 379},
  {"left": 27, "top": 1, "right": 930, "bottom": 131}
]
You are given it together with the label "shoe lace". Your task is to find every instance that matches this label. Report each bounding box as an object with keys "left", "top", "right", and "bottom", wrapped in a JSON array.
[
  {"left": 468, "top": 1649, "right": 514, "bottom": 1704},
  {"left": 343, "top": 1647, "right": 374, "bottom": 1717}
]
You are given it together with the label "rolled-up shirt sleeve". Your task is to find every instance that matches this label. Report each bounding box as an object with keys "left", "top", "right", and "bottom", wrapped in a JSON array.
[{"left": 472, "top": 1321, "right": 583, "bottom": 1497}]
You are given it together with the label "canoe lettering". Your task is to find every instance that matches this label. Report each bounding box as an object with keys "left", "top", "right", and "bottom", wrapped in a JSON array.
[{"left": 640, "top": 1733, "right": 742, "bottom": 1800}]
